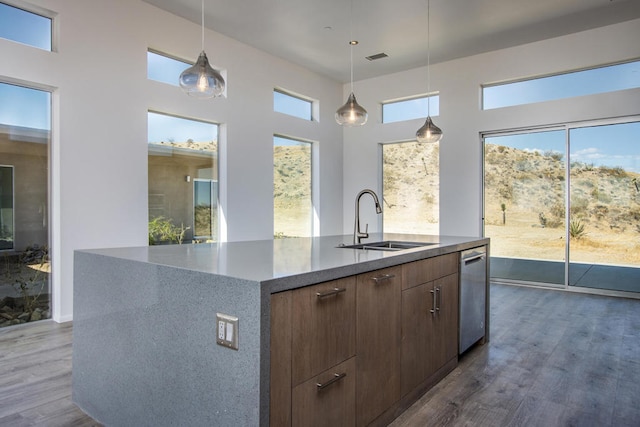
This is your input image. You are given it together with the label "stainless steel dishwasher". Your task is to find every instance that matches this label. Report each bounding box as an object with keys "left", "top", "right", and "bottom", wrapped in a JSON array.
[{"left": 459, "top": 246, "right": 487, "bottom": 354}]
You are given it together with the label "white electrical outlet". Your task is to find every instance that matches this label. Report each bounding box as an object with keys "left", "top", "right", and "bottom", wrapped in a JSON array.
[
  {"left": 216, "top": 313, "right": 239, "bottom": 350},
  {"left": 218, "top": 320, "right": 225, "bottom": 340}
]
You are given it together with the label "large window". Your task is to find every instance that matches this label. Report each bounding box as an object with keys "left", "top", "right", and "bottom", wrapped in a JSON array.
[
  {"left": 273, "top": 89, "right": 313, "bottom": 121},
  {"left": 382, "top": 95, "right": 439, "bottom": 124},
  {"left": 0, "top": 2, "right": 52, "bottom": 50},
  {"left": 0, "top": 81, "right": 51, "bottom": 327},
  {"left": 382, "top": 141, "right": 439, "bottom": 234},
  {"left": 273, "top": 135, "right": 312, "bottom": 238},
  {"left": 483, "top": 60, "right": 640, "bottom": 110},
  {"left": 148, "top": 111, "right": 219, "bottom": 244},
  {"left": 484, "top": 120, "right": 640, "bottom": 294},
  {"left": 147, "top": 50, "right": 191, "bottom": 87}
]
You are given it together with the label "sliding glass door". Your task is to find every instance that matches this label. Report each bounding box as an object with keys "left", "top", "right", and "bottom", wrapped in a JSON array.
[
  {"left": 568, "top": 122, "right": 640, "bottom": 292},
  {"left": 484, "top": 119, "right": 640, "bottom": 294},
  {"left": 484, "top": 129, "right": 566, "bottom": 286}
]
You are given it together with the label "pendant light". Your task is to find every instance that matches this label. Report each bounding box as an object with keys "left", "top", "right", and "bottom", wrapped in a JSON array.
[
  {"left": 179, "top": 0, "right": 225, "bottom": 99},
  {"left": 416, "top": 0, "right": 443, "bottom": 143},
  {"left": 335, "top": 0, "right": 367, "bottom": 126}
]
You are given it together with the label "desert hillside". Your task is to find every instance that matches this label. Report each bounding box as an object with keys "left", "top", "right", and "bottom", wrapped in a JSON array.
[
  {"left": 274, "top": 141, "right": 640, "bottom": 264},
  {"left": 485, "top": 143, "right": 640, "bottom": 264}
]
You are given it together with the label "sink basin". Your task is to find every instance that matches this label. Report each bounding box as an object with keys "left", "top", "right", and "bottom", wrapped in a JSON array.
[{"left": 337, "top": 241, "right": 438, "bottom": 252}]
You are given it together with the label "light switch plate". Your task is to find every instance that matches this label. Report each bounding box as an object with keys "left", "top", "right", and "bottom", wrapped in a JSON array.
[{"left": 216, "top": 313, "right": 239, "bottom": 350}]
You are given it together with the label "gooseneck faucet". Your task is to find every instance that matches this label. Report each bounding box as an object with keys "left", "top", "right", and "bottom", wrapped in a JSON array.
[{"left": 354, "top": 189, "right": 383, "bottom": 244}]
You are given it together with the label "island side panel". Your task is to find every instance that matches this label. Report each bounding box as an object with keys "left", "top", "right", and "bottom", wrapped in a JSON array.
[{"left": 72, "top": 251, "right": 262, "bottom": 427}]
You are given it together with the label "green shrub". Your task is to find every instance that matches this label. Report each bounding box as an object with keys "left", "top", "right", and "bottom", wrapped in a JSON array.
[
  {"left": 569, "top": 218, "right": 586, "bottom": 240},
  {"left": 148, "top": 216, "right": 189, "bottom": 245}
]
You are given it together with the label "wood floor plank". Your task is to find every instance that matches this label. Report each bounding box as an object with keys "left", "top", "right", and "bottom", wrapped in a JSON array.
[
  {"left": 0, "top": 320, "right": 99, "bottom": 426},
  {"left": 389, "top": 284, "right": 640, "bottom": 427},
  {"left": 1, "top": 284, "right": 639, "bottom": 427}
]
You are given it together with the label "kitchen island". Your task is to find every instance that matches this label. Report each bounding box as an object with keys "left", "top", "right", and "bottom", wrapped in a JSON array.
[{"left": 72, "top": 233, "right": 489, "bottom": 426}]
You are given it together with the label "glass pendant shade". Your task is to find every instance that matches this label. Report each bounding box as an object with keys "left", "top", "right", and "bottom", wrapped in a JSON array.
[
  {"left": 179, "top": 51, "right": 225, "bottom": 99},
  {"left": 416, "top": 116, "right": 443, "bottom": 143},
  {"left": 335, "top": 92, "right": 368, "bottom": 126}
]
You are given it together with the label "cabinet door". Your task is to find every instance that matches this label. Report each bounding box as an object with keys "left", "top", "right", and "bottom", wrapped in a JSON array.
[
  {"left": 401, "top": 282, "right": 431, "bottom": 397},
  {"left": 426, "top": 273, "right": 459, "bottom": 377},
  {"left": 292, "top": 277, "right": 356, "bottom": 386},
  {"left": 292, "top": 357, "right": 356, "bottom": 427},
  {"left": 356, "top": 266, "right": 401, "bottom": 427}
]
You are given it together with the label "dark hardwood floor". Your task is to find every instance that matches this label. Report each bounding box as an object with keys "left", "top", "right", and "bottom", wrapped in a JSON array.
[
  {"left": 0, "top": 320, "right": 99, "bottom": 426},
  {"left": 1, "top": 283, "right": 639, "bottom": 426},
  {"left": 390, "top": 284, "right": 640, "bottom": 427}
]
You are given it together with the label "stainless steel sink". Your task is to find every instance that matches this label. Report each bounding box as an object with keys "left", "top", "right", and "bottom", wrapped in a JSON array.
[{"left": 337, "top": 241, "right": 438, "bottom": 252}]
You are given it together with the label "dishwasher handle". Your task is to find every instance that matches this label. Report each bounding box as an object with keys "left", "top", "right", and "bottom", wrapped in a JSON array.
[{"left": 463, "top": 253, "right": 485, "bottom": 265}]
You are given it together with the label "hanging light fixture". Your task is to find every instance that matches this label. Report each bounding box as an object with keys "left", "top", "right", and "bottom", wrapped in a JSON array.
[
  {"left": 416, "top": 0, "right": 443, "bottom": 143},
  {"left": 335, "top": 1, "right": 367, "bottom": 126},
  {"left": 179, "top": 0, "right": 225, "bottom": 99}
]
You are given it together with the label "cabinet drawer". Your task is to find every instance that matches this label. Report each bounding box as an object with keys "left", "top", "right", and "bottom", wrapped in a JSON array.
[
  {"left": 292, "top": 357, "right": 356, "bottom": 427},
  {"left": 292, "top": 276, "right": 356, "bottom": 385},
  {"left": 402, "top": 252, "right": 459, "bottom": 290}
]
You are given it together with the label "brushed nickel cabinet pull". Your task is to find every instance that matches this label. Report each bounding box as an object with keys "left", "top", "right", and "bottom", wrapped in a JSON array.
[
  {"left": 316, "top": 287, "right": 347, "bottom": 298},
  {"left": 316, "top": 372, "right": 347, "bottom": 391},
  {"left": 435, "top": 287, "right": 441, "bottom": 312},
  {"left": 430, "top": 288, "right": 436, "bottom": 314},
  {"left": 371, "top": 273, "right": 396, "bottom": 283}
]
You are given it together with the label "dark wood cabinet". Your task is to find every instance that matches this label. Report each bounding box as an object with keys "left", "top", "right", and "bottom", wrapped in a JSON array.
[
  {"left": 355, "top": 266, "right": 402, "bottom": 427},
  {"left": 426, "top": 273, "right": 459, "bottom": 377},
  {"left": 292, "top": 357, "right": 356, "bottom": 427},
  {"left": 292, "top": 276, "right": 356, "bottom": 386},
  {"left": 401, "top": 255, "right": 459, "bottom": 398},
  {"left": 271, "top": 252, "right": 466, "bottom": 427},
  {"left": 271, "top": 277, "right": 356, "bottom": 427},
  {"left": 400, "top": 282, "right": 430, "bottom": 396}
]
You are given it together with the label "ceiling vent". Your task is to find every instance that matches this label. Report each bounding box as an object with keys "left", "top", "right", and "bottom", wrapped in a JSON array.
[{"left": 365, "top": 53, "right": 388, "bottom": 61}]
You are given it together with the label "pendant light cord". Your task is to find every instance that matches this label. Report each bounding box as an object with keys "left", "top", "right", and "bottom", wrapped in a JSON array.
[
  {"left": 349, "top": 0, "right": 354, "bottom": 94},
  {"left": 201, "top": 0, "right": 205, "bottom": 51},
  {"left": 427, "top": 0, "right": 431, "bottom": 117}
]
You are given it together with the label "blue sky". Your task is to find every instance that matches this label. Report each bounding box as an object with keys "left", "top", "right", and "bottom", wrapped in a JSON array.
[
  {"left": 486, "top": 122, "right": 640, "bottom": 173},
  {"left": 147, "top": 51, "right": 191, "bottom": 86},
  {"left": 0, "top": 83, "right": 50, "bottom": 129},
  {"left": 484, "top": 60, "right": 640, "bottom": 109},
  {"left": 147, "top": 112, "right": 217, "bottom": 143},
  {"left": 0, "top": 2, "right": 50, "bottom": 50}
]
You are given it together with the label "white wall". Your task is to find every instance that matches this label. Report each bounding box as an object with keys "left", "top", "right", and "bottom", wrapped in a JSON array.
[
  {"left": 1, "top": 0, "right": 344, "bottom": 322},
  {"left": 343, "top": 18, "right": 640, "bottom": 238},
  {"left": 3, "top": 0, "right": 639, "bottom": 323}
]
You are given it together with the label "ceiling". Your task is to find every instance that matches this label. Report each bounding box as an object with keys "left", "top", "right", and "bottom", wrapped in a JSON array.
[{"left": 143, "top": 0, "right": 640, "bottom": 83}]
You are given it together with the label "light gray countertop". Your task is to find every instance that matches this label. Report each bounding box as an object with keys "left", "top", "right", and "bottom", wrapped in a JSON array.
[{"left": 80, "top": 233, "right": 489, "bottom": 293}]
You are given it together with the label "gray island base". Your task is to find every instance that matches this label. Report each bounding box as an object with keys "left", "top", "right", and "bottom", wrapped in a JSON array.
[{"left": 72, "top": 233, "right": 489, "bottom": 426}]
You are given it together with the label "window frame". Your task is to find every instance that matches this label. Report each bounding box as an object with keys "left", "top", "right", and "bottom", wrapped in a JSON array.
[
  {"left": 0, "top": 0, "right": 56, "bottom": 51},
  {"left": 482, "top": 59, "right": 640, "bottom": 110},
  {"left": 147, "top": 110, "right": 220, "bottom": 244},
  {"left": 273, "top": 88, "right": 315, "bottom": 121},
  {"left": 273, "top": 134, "right": 314, "bottom": 238},
  {"left": 147, "top": 49, "right": 192, "bottom": 87},
  {"left": 379, "top": 139, "right": 440, "bottom": 235},
  {"left": 382, "top": 94, "right": 440, "bottom": 124}
]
